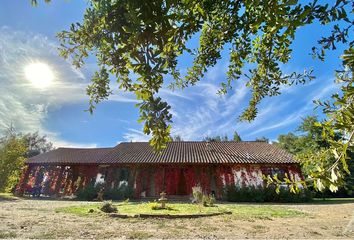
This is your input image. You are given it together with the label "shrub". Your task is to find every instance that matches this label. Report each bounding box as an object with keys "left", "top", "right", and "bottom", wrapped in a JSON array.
[
  {"left": 192, "top": 185, "right": 203, "bottom": 203},
  {"left": 149, "top": 201, "right": 160, "bottom": 210},
  {"left": 104, "top": 184, "right": 134, "bottom": 200},
  {"left": 202, "top": 195, "right": 208, "bottom": 206},
  {"left": 224, "top": 185, "right": 312, "bottom": 203},
  {"left": 208, "top": 194, "right": 216, "bottom": 206},
  {"left": 149, "top": 201, "right": 173, "bottom": 210},
  {"left": 76, "top": 183, "right": 101, "bottom": 201},
  {"left": 263, "top": 186, "right": 313, "bottom": 203},
  {"left": 76, "top": 183, "right": 134, "bottom": 201},
  {"left": 225, "top": 186, "right": 265, "bottom": 202},
  {"left": 100, "top": 201, "right": 117, "bottom": 213},
  {"left": 192, "top": 185, "right": 216, "bottom": 207},
  {"left": 202, "top": 194, "right": 216, "bottom": 207}
]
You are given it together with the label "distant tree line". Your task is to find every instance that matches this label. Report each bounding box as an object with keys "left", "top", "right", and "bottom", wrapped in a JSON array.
[
  {"left": 172, "top": 131, "right": 270, "bottom": 143},
  {"left": 203, "top": 131, "right": 242, "bottom": 142}
]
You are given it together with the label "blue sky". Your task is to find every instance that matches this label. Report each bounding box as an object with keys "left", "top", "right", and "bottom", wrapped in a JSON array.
[{"left": 0, "top": 1, "right": 348, "bottom": 148}]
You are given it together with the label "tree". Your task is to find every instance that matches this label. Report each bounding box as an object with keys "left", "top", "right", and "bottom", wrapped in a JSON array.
[
  {"left": 277, "top": 115, "right": 329, "bottom": 154},
  {"left": 23, "top": 132, "right": 54, "bottom": 158},
  {"left": 0, "top": 128, "right": 54, "bottom": 192},
  {"left": 276, "top": 133, "right": 303, "bottom": 155},
  {"left": 277, "top": 115, "right": 354, "bottom": 195},
  {"left": 203, "top": 134, "right": 228, "bottom": 142},
  {"left": 307, "top": 48, "right": 354, "bottom": 193},
  {"left": 34, "top": 0, "right": 351, "bottom": 152},
  {"left": 0, "top": 136, "right": 27, "bottom": 192},
  {"left": 233, "top": 131, "right": 242, "bottom": 142},
  {"left": 277, "top": 116, "right": 329, "bottom": 154},
  {"left": 255, "top": 136, "right": 269, "bottom": 143},
  {"left": 203, "top": 133, "right": 242, "bottom": 142},
  {"left": 171, "top": 135, "right": 183, "bottom": 142}
]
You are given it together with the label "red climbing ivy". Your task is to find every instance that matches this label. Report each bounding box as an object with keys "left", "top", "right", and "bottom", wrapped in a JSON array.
[
  {"left": 184, "top": 167, "right": 196, "bottom": 195},
  {"left": 154, "top": 167, "right": 164, "bottom": 195}
]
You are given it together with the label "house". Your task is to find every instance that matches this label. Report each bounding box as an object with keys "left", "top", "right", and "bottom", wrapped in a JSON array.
[{"left": 16, "top": 141, "right": 302, "bottom": 198}]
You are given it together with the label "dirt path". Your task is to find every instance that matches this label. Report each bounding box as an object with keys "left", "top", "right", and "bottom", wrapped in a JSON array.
[{"left": 0, "top": 199, "right": 354, "bottom": 239}]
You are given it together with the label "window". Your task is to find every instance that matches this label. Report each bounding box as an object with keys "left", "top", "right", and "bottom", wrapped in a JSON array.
[
  {"left": 119, "top": 168, "right": 130, "bottom": 181},
  {"left": 270, "top": 168, "right": 286, "bottom": 181}
]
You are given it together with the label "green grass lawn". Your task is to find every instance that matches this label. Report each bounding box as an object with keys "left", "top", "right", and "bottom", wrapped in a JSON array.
[
  {"left": 221, "top": 204, "right": 304, "bottom": 218},
  {"left": 56, "top": 201, "right": 305, "bottom": 218}
]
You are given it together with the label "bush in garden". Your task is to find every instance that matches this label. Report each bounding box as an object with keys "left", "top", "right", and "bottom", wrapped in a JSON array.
[
  {"left": 263, "top": 186, "right": 313, "bottom": 203},
  {"left": 100, "top": 201, "right": 117, "bottom": 213},
  {"left": 202, "top": 195, "right": 208, "bottom": 206},
  {"left": 224, "top": 185, "right": 312, "bottom": 203},
  {"left": 192, "top": 185, "right": 216, "bottom": 207},
  {"left": 76, "top": 183, "right": 134, "bottom": 201},
  {"left": 104, "top": 184, "right": 134, "bottom": 200},
  {"left": 149, "top": 201, "right": 160, "bottom": 210},
  {"left": 76, "top": 183, "right": 101, "bottom": 201},
  {"left": 192, "top": 185, "right": 203, "bottom": 203},
  {"left": 202, "top": 194, "right": 216, "bottom": 207},
  {"left": 225, "top": 186, "right": 265, "bottom": 202},
  {"left": 148, "top": 201, "right": 173, "bottom": 210},
  {"left": 208, "top": 194, "right": 216, "bottom": 206}
]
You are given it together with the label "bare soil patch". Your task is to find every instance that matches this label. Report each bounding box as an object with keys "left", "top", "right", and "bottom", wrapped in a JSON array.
[{"left": 0, "top": 198, "right": 354, "bottom": 239}]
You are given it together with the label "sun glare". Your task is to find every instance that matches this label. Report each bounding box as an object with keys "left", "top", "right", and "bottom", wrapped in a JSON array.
[{"left": 25, "top": 62, "right": 54, "bottom": 88}]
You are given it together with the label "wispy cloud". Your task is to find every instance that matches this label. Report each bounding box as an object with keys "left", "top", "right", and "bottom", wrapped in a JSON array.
[
  {"left": 44, "top": 130, "right": 98, "bottom": 148},
  {"left": 244, "top": 77, "right": 338, "bottom": 137},
  {"left": 0, "top": 27, "right": 136, "bottom": 147},
  {"left": 0, "top": 28, "right": 86, "bottom": 137},
  {"left": 122, "top": 128, "right": 151, "bottom": 142},
  {"left": 158, "top": 78, "right": 250, "bottom": 140},
  {"left": 53, "top": 141, "right": 98, "bottom": 148},
  {"left": 154, "top": 68, "right": 338, "bottom": 141},
  {"left": 248, "top": 113, "right": 301, "bottom": 136},
  {"left": 159, "top": 88, "right": 193, "bottom": 101},
  {"left": 108, "top": 92, "right": 140, "bottom": 103}
]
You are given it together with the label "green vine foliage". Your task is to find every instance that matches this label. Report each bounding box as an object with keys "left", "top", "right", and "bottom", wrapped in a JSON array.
[
  {"left": 310, "top": 47, "right": 354, "bottom": 192},
  {"left": 39, "top": 0, "right": 351, "bottom": 152}
]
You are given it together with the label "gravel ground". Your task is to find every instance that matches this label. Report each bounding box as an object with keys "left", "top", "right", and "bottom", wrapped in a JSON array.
[{"left": 1, "top": 198, "right": 354, "bottom": 239}]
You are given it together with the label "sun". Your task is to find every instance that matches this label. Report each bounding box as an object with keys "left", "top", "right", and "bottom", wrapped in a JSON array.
[{"left": 25, "top": 62, "right": 54, "bottom": 88}]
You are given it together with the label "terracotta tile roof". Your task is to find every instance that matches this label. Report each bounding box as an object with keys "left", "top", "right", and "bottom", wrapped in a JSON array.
[
  {"left": 26, "top": 147, "right": 113, "bottom": 164},
  {"left": 26, "top": 141, "right": 297, "bottom": 165}
]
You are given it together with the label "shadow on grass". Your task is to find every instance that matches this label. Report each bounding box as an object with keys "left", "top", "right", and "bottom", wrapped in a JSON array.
[
  {"left": 217, "top": 198, "right": 354, "bottom": 206},
  {"left": 310, "top": 198, "right": 354, "bottom": 205},
  {"left": 0, "top": 193, "right": 20, "bottom": 202}
]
